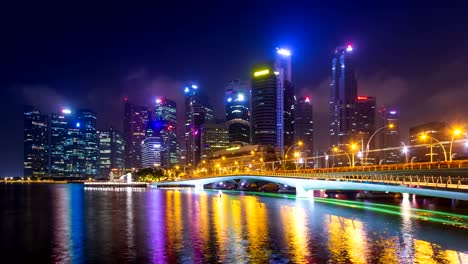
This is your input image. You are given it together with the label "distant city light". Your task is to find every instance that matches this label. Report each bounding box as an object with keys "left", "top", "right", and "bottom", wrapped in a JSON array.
[
  {"left": 274, "top": 71, "right": 279, "bottom": 75},
  {"left": 357, "top": 96, "right": 368, "bottom": 100},
  {"left": 276, "top": 48, "right": 291, "bottom": 56},
  {"left": 61, "top": 109, "right": 71, "bottom": 114},
  {"left": 76, "top": 122, "right": 80, "bottom": 128},
  {"left": 346, "top": 44, "right": 353, "bottom": 52},
  {"left": 227, "top": 97, "right": 232, "bottom": 102},
  {"left": 305, "top": 96, "right": 311, "bottom": 103},
  {"left": 465, "top": 140, "right": 468, "bottom": 148},
  {"left": 123, "top": 97, "right": 128, "bottom": 101},
  {"left": 254, "top": 69, "right": 270, "bottom": 77},
  {"left": 389, "top": 111, "right": 397, "bottom": 115},
  {"left": 191, "top": 84, "right": 198, "bottom": 89},
  {"left": 184, "top": 87, "right": 190, "bottom": 93},
  {"left": 237, "top": 93, "right": 245, "bottom": 101},
  {"left": 153, "top": 144, "right": 161, "bottom": 149},
  {"left": 156, "top": 98, "right": 162, "bottom": 104}
]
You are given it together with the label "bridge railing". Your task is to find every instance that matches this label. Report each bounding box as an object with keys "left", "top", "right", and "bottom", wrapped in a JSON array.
[{"left": 179, "top": 170, "right": 468, "bottom": 191}]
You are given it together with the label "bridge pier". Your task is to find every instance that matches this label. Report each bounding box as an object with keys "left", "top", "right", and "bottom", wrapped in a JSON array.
[
  {"left": 296, "top": 185, "right": 314, "bottom": 200},
  {"left": 194, "top": 184, "right": 204, "bottom": 191}
]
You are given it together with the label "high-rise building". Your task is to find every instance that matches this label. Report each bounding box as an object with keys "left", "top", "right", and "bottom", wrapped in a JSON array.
[
  {"left": 23, "top": 105, "right": 48, "bottom": 178},
  {"left": 356, "top": 96, "right": 376, "bottom": 163},
  {"left": 225, "top": 80, "right": 250, "bottom": 145},
  {"left": 98, "top": 127, "right": 125, "bottom": 178},
  {"left": 49, "top": 108, "right": 99, "bottom": 178},
  {"left": 184, "top": 83, "right": 213, "bottom": 166},
  {"left": 77, "top": 109, "right": 99, "bottom": 177},
  {"left": 379, "top": 107, "right": 401, "bottom": 163},
  {"left": 123, "top": 99, "right": 149, "bottom": 169},
  {"left": 201, "top": 123, "right": 229, "bottom": 159},
  {"left": 330, "top": 44, "right": 358, "bottom": 147},
  {"left": 294, "top": 97, "right": 314, "bottom": 158},
  {"left": 275, "top": 48, "right": 295, "bottom": 149},
  {"left": 409, "top": 122, "right": 448, "bottom": 162},
  {"left": 155, "top": 98, "right": 178, "bottom": 168},
  {"left": 251, "top": 63, "right": 278, "bottom": 148},
  {"left": 50, "top": 109, "right": 73, "bottom": 177}
]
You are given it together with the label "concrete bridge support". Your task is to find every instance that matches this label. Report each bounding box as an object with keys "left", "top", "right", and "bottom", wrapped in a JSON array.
[
  {"left": 194, "top": 184, "right": 204, "bottom": 191},
  {"left": 296, "top": 185, "right": 315, "bottom": 200}
]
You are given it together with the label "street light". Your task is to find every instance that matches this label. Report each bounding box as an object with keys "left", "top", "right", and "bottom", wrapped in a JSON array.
[
  {"left": 283, "top": 141, "right": 303, "bottom": 169},
  {"left": 419, "top": 133, "right": 447, "bottom": 162},
  {"left": 364, "top": 123, "right": 395, "bottom": 165},
  {"left": 332, "top": 146, "right": 352, "bottom": 168},
  {"left": 401, "top": 142, "right": 409, "bottom": 163},
  {"left": 350, "top": 143, "right": 358, "bottom": 167},
  {"left": 449, "top": 129, "right": 462, "bottom": 162}
]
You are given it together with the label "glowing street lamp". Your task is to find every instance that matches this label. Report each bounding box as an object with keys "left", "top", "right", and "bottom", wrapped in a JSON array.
[
  {"left": 419, "top": 133, "right": 447, "bottom": 162},
  {"left": 332, "top": 146, "right": 352, "bottom": 168},
  {"left": 401, "top": 142, "right": 409, "bottom": 163},
  {"left": 283, "top": 141, "right": 303, "bottom": 169},
  {"left": 364, "top": 123, "right": 395, "bottom": 165},
  {"left": 449, "top": 129, "right": 463, "bottom": 162}
]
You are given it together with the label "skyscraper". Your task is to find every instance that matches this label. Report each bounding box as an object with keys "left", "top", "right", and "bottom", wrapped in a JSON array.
[
  {"left": 294, "top": 96, "right": 314, "bottom": 158},
  {"left": 356, "top": 96, "right": 376, "bottom": 163},
  {"left": 251, "top": 63, "right": 278, "bottom": 148},
  {"left": 225, "top": 80, "right": 250, "bottom": 145},
  {"left": 98, "top": 127, "right": 125, "bottom": 178},
  {"left": 184, "top": 83, "right": 213, "bottom": 166},
  {"left": 201, "top": 123, "right": 229, "bottom": 159},
  {"left": 77, "top": 109, "right": 99, "bottom": 177},
  {"left": 50, "top": 109, "right": 73, "bottom": 177},
  {"left": 275, "top": 47, "right": 295, "bottom": 153},
  {"left": 154, "top": 98, "right": 178, "bottom": 168},
  {"left": 23, "top": 105, "right": 48, "bottom": 178},
  {"left": 330, "top": 44, "right": 358, "bottom": 147},
  {"left": 123, "top": 99, "right": 149, "bottom": 169},
  {"left": 141, "top": 120, "right": 163, "bottom": 168},
  {"left": 379, "top": 106, "right": 401, "bottom": 163}
]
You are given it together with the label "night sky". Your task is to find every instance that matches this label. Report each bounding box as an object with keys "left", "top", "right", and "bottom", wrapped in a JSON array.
[{"left": 2, "top": 3, "right": 468, "bottom": 176}]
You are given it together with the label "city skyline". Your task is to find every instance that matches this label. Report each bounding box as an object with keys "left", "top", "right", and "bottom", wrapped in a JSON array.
[{"left": 4, "top": 4, "right": 468, "bottom": 175}]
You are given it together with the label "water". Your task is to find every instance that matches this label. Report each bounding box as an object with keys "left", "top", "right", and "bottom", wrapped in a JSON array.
[{"left": 1, "top": 184, "right": 468, "bottom": 263}]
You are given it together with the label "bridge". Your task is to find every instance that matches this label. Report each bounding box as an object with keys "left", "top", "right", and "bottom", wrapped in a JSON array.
[{"left": 151, "top": 168, "right": 468, "bottom": 201}]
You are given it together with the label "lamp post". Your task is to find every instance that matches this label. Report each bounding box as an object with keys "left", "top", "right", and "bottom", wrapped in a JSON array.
[
  {"left": 420, "top": 134, "right": 447, "bottom": 162},
  {"left": 364, "top": 123, "right": 394, "bottom": 165},
  {"left": 283, "top": 141, "right": 303, "bottom": 169},
  {"left": 332, "top": 146, "right": 353, "bottom": 168},
  {"left": 449, "top": 129, "right": 462, "bottom": 162}
]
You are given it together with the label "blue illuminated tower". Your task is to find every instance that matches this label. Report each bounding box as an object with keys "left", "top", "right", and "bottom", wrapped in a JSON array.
[{"left": 330, "top": 44, "right": 358, "bottom": 147}]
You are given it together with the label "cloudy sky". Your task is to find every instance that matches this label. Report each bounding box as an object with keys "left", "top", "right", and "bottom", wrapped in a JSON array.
[{"left": 1, "top": 3, "right": 468, "bottom": 176}]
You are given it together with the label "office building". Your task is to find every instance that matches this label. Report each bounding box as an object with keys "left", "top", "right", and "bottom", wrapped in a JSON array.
[
  {"left": 99, "top": 128, "right": 125, "bottom": 178},
  {"left": 330, "top": 44, "right": 358, "bottom": 147},
  {"left": 184, "top": 83, "right": 213, "bottom": 166},
  {"left": 225, "top": 80, "right": 250, "bottom": 144},
  {"left": 23, "top": 105, "right": 48, "bottom": 178},
  {"left": 294, "top": 96, "right": 314, "bottom": 158},
  {"left": 77, "top": 109, "right": 99, "bottom": 177},
  {"left": 356, "top": 96, "right": 376, "bottom": 164},
  {"left": 201, "top": 123, "right": 229, "bottom": 159},
  {"left": 155, "top": 98, "right": 178, "bottom": 168},
  {"left": 123, "top": 99, "right": 149, "bottom": 169},
  {"left": 379, "top": 107, "right": 401, "bottom": 163},
  {"left": 49, "top": 109, "right": 74, "bottom": 177},
  {"left": 251, "top": 63, "right": 278, "bottom": 148}
]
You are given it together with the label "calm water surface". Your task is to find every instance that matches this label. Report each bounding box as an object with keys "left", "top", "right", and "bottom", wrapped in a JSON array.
[{"left": 1, "top": 184, "right": 468, "bottom": 263}]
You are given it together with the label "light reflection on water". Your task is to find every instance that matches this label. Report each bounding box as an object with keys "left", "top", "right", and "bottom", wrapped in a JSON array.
[{"left": 1, "top": 184, "right": 467, "bottom": 263}]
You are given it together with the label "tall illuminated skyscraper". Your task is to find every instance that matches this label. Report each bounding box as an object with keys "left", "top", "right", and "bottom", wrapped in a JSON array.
[
  {"left": 154, "top": 98, "right": 178, "bottom": 168},
  {"left": 251, "top": 63, "right": 278, "bottom": 147},
  {"left": 184, "top": 83, "right": 213, "bottom": 166},
  {"left": 225, "top": 80, "right": 250, "bottom": 144},
  {"left": 123, "top": 99, "right": 149, "bottom": 169},
  {"left": 98, "top": 127, "right": 125, "bottom": 178},
  {"left": 23, "top": 105, "right": 48, "bottom": 178},
  {"left": 330, "top": 44, "right": 358, "bottom": 147},
  {"left": 50, "top": 109, "right": 73, "bottom": 177},
  {"left": 275, "top": 47, "right": 295, "bottom": 152},
  {"left": 294, "top": 96, "right": 314, "bottom": 158},
  {"left": 379, "top": 106, "right": 401, "bottom": 163},
  {"left": 77, "top": 109, "right": 99, "bottom": 177},
  {"left": 356, "top": 96, "right": 376, "bottom": 161}
]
